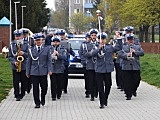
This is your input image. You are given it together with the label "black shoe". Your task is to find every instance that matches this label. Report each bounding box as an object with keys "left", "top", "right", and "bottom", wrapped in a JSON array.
[
  {"left": 64, "top": 90, "right": 67, "bottom": 94},
  {"left": 20, "top": 94, "right": 25, "bottom": 99},
  {"left": 126, "top": 97, "right": 131, "bottom": 100},
  {"left": 41, "top": 96, "right": 45, "bottom": 106},
  {"left": 95, "top": 95, "right": 98, "bottom": 98},
  {"left": 27, "top": 86, "right": 32, "bottom": 94},
  {"left": 41, "top": 100, "right": 45, "bottom": 106},
  {"left": 52, "top": 98, "right": 56, "bottom": 101},
  {"left": 35, "top": 105, "right": 40, "bottom": 108},
  {"left": 16, "top": 97, "right": 21, "bottom": 101},
  {"left": 104, "top": 101, "right": 108, "bottom": 106},
  {"left": 117, "top": 86, "right": 121, "bottom": 89},
  {"left": 133, "top": 92, "right": 137, "bottom": 97},
  {"left": 85, "top": 94, "right": 90, "bottom": 98},
  {"left": 57, "top": 96, "right": 61, "bottom": 99},
  {"left": 100, "top": 104, "right": 105, "bottom": 109},
  {"left": 120, "top": 89, "right": 124, "bottom": 91},
  {"left": 94, "top": 92, "right": 98, "bottom": 98},
  {"left": 90, "top": 97, "right": 94, "bottom": 101}
]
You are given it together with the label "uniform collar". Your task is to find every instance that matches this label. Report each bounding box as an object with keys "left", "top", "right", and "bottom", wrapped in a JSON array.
[{"left": 36, "top": 44, "right": 42, "bottom": 49}]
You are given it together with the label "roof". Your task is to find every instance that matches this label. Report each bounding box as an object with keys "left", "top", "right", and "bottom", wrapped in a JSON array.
[{"left": 0, "top": 16, "right": 13, "bottom": 26}]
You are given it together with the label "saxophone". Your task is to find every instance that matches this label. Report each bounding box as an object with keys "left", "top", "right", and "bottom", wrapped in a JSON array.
[{"left": 16, "top": 43, "right": 24, "bottom": 72}]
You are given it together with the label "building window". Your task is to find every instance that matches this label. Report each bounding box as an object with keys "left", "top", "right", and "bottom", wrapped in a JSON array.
[
  {"left": 85, "top": 0, "right": 92, "bottom": 3},
  {"left": 75, "top": 0, "right": 80, "bottom": 4},
  {"left": 74, "top": 9, "right": 80, "bottom": 13}
]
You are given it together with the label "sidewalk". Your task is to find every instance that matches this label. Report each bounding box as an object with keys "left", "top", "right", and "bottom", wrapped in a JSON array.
[{"left": 0, "top": 72, "right": 160, "bottom": 120}]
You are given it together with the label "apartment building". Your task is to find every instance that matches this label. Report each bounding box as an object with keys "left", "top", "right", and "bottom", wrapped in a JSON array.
[{"left": 69, "top": 0, "right": 94, "bottom": 29}]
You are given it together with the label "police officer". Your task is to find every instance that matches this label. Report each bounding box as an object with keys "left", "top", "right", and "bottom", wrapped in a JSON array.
[
  {"left": 21, "top": 28, "right": 35, "bottom": 47},
  {"left": 8, "top": 29, "right": 28, "bottom": 101},
  {"left": 59, "top": 29, "right": 75, "bottom": 94},
  {"left": 45, "top": 31, "right": 54, "bottom": 46},
  {"left": 50, "top": 37, "right": 67, "bottom": 101},
  {"left": 91, "top": 33, "right": 122, "bottom": 108},
  {"left": 21, "top": 29, "right": 34, "bottom": 94},
  {"left": 123, "top": 26, "right": 140, "bottom": 45},
  {"left": 26, "top": 33, "right": 52, "bottom": 108},
  {"left": 83, "top": 29, "right": 99, "bottom": 101},
  {"left": 113, "top": 31, "right": 123, "bottom": 89},
  {"left": 79, "top": 33, "right": 91, "bottom": 98},
  {"left": 118, "top": 33, "right": 144, "bottom": 100}
]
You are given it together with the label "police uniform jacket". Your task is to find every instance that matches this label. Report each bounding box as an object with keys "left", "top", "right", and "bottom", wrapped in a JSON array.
[
  {"left": 8, "top": 40, "right": 28, "bottom": 70},
  {"left": 79, "top": 41, "right": 87, "bottom": 67},
  {"left": 24, "top": 36, "right": 35, "bottom": 46},
  {"left": 116, "top": 38, "right": 126, "bottom": 64},
  {"left": 50, "top": 45, "right": 67, "bottom": 73},
  {"left": 61, "top": 40, "right": 75, "bottom": 66},
  {"left": 26, "top": 45, "right": 52, "bottom": 76},
  {"left": 45, "top": 35, "right": 52, "bottom": 45},
  {"left": 118, "top": 44, "right": 144, "bottom": 70},
  {"left": 83, "top": 41, "right": 99, "bottom": 70},
  {"left": 92, "top": 41, "right": 122, "bottom": 73}
]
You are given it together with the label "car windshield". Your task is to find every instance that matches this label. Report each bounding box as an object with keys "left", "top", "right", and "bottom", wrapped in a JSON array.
[{"left": 69, "top": 39, "right": 85, "bottom": 50}]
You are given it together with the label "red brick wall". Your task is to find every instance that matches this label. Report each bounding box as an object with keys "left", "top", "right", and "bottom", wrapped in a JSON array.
[
  {"left": 0, "top": 26, "right": 10, "bottom": 53},
  {"left": 140, "top": 42, "right": 160, "bottom": 54},
  {"left": 0, "top": 41, "right": 2, "bottom": 53}
]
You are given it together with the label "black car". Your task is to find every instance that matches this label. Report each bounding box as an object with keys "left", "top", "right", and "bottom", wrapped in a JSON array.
[{"left": 68, "top": 38, "right": 85, "bottom": 74}]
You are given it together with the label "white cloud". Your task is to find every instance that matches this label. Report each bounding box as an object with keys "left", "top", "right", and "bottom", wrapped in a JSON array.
[{"left": 46, "top": 0, "right": 55, "bottom": 10}]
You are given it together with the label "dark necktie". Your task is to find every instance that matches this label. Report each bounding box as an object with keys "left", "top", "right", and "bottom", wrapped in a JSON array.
[
  {"left": 102, "top": 46, "right": 105, "bottom": 50},
  {"left": 38, "top": 47, "right": 40, "bottom": 53}
]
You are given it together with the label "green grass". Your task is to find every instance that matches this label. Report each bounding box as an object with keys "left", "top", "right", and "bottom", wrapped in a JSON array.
[
  {"left": 141, "top": 53, "right": 160, "bottom": 88},
  {"left": 0, "top": 55, "right": 12, "bottom": 102}
]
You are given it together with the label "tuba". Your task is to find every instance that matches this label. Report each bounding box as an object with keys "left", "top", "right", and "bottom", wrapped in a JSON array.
[{"left": 16, "top": 43, "right": 24, "bottom": 72}]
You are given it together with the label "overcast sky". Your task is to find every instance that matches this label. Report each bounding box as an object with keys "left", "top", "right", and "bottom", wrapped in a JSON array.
[{"left": 46, "top": 0, "right": 55, "bottom": 10}]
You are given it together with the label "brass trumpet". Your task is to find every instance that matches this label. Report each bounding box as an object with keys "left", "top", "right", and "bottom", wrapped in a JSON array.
[
  {"left": 16, "top": 43, "right": 24, "bottom": 72},
  {"left": 51, "top": 46, "right": 58, "bottom": 64},
  {"left": 113, "top": 53, "right": 118, "bottom": 59},
  {"left": 127, "top": 46, "right": 134, "bottom": 61}
]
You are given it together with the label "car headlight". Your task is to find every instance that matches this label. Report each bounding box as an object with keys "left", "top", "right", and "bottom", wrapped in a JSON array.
[
  {"left": 76, "top": 64, "right": 83, "bottom": 68},
  {"left": 70, "top": 56, "right": 73, "bottom": 61}
]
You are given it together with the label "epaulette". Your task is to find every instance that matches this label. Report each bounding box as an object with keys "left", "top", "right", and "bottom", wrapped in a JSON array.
[
  {"left": 60, "top": 46, "right": 65, "bottom": 49},
  {"left": 10, "top": 41, "right": 16, "bottom": 45},
  {"left": 61, "top": 44, "right": 65, "bottom": 48}
]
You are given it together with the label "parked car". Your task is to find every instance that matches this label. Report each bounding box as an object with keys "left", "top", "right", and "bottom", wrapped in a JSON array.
[{"left": 68, "top": 38, "right": 85, "bottom": 74}]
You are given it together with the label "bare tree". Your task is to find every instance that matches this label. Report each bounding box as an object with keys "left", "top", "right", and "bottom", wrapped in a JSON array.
[{"left": 52, "top": 0, "right": 69, "bottom": 30}]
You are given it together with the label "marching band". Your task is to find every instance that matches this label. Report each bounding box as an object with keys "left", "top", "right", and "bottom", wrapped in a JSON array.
[{"left": 7, "top": 24, "right": 144, "bottom": 109}]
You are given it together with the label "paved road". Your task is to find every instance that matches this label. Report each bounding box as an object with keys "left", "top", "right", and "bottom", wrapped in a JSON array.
[{"left": 0, "top": 72, "right": 160, "bottom": 120}]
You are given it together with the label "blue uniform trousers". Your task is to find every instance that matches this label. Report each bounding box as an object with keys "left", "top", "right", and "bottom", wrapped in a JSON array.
[{"left": 96, "top": 72, "right": 112, "bottom": 105}]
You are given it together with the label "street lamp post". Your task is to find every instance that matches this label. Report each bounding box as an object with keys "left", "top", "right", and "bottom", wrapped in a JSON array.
[
  {"left": 21, "top": 6, "right": 26, "bottom": 28},
  {"left": 14, "top": 1, "right": 20, "bottom": 30},
  {"left": 10, "top": 0, "right": 12, "bottom": 43}
]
